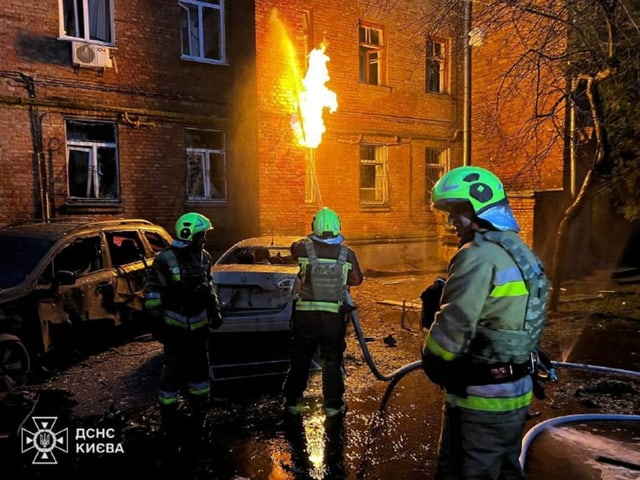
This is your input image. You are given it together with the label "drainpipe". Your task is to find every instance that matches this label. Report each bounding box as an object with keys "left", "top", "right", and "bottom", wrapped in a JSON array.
[{"left": 463, "top": 0, "right": 472, "bottom": 166}]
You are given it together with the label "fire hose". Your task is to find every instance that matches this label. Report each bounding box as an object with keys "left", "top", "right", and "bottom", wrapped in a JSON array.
[{"left": 346, "top": 292, "right": 423, "bottom": 382}]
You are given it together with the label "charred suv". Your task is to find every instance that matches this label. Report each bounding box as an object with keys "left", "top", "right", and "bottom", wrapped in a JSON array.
[{"left": 0, "top": 219, "right": 173, "bottom": 390}]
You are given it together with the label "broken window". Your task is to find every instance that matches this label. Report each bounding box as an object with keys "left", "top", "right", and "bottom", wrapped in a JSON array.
[
  {"left": 359, "top": 23, "right": 385, "bottom": 85},
  {"left": 105, "top": 231, "right": 144, "bottom": 266},
  {"left": 186, "top": 129, "right": 227, "bottom": 202},
  {"left": 425, "top": 147, "right": 449, "bottom": 204},
  {"left": 53, "top": 236, "right": 103, "bottom": 278},
  {"left": 60, "top": 0, "right": 114, "bottom": 43},
  {"left": 144, "top": 231, "right": 171, "bottom": 255},
  {"left": 360, "top": 144, "right": 389, "bottom": 205},
  {"left": 179, "top": 0, "right": 226, "bottom": 63},
  {"left": 426, "top": 38, "right": 448, "bottom": 94},
  {"left": 66, "top": 120, "right": 119, "bottom": 201}
]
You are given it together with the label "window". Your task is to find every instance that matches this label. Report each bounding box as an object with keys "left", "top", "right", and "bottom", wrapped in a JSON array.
[
  {"left": 105, "top": 231, "right": 144, "bottom": 266},
  {"left": 186, "top": 129, "right": 227, "bottom": 202},
  {"left": 180, "top": 0, "right": 226, "bottom": 63},
  {"left": 60, "top": 0, "right": 114, "bottom": 43},
  {"left": 143, "top": 231, "right": 170, "bottom": 255},
  {"left": 66, "top": 120, "right": 119, "bottom": 200},
  {"left": 426, "top": 39, "right": 447, "bottom": 93},
  {"left": 425, "top": 148, "right": 449, "bottom": 203},
  {"left": 360, "top": 144, "right": 389, "bottom": 205},
  {"left": 52, "top": 236, "right": 103, "bottom": 277},
  {"left": 359, "top": 24, "right": 385, "bottom": 85}
]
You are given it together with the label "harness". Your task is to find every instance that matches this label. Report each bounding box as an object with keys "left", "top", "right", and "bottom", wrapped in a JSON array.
[
  {"left": 469, "top": 231, "right": 550, "bottom": 382},
  {"left": 296, "top": 238, "right": 349, "bottom": 313},
  {"left": 160, "top": 248, "right": 212, "bottom": 330}
]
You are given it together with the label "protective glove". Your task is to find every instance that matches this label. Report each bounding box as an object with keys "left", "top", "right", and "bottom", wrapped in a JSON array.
[
  {"left": 207, "top": 297, "right": 223, "bottom": 330},
  {"left": 420, "top": 277, "right": 445, "bottom": 329},
  {"left": 421, "top": 347, "right": 468, "bottom": 397},
  {"left": 208, "top": 309, "right": 223, "bottom": 331}
]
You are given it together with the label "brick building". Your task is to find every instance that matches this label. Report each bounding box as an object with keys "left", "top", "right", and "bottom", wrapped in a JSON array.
[{"left": 0, "top": 1, "right": 565, "bottom": 269}]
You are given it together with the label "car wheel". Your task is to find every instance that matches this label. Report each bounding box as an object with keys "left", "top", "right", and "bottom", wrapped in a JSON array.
[{"left": 0, "top": 335, "right": 31, "bottom": 392}]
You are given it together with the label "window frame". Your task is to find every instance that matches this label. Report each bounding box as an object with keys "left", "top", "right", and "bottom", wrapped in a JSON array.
[
  {"left": 179, "top": 0, "right": 226, "bottom": 64},
  {"left": 66, "top": 119, "right": 120, "bottom": 202},
  {"left": 186, "top": 129, "right": 227, "bottom": 203},
  {"left": 426, "top": 38, "right": 449, "bottom": 94},
  {"left": 58, "top": 0, "right": 115, "bottom": 44},
  {"left": 425, "top": 147, "right": 450, "bottom": 204},
  {"left": 359, "top": 144, "right": 389, "bottom": 206},
  {"left": 359, "top": 23, "right": 386, "bottom": 86}
]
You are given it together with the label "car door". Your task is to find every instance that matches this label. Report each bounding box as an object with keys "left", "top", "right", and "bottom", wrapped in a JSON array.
[
  {"left": 104, "top": 229, "right": 149, "bottom": 319},
  {"left": 38, "top": 234, "right": 115, "bottom": 328}
]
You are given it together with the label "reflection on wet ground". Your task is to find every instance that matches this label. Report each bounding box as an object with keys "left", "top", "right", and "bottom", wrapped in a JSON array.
[{"left": 2, "top": 305, "right": 640, "bottom": 479}]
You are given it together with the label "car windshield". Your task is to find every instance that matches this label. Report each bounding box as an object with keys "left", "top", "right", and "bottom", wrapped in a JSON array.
[
  {"left": 0, "top": 234, "right": 57, "bottom": 288},
  {"left": 217, "top": 246, "right": 296, "bottom": 265}
]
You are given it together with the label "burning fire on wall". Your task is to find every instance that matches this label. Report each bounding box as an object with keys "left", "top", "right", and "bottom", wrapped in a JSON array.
[
  {"left": 292, "top": 42, "right": 338, "bottom": 149},
  {"left": 291, "top": 42, "right": 338, "bottom": 205}
]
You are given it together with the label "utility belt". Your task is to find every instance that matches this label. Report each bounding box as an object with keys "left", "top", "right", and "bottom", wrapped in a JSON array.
[{"left": 468, "top": 360, "right": 533, "bottom": 385}]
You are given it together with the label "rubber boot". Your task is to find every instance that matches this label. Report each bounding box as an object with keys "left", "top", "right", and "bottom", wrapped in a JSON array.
[
  {"left": 158, "top": 403, "right": 181, "bottom": 453},
  {"left": 186, "top": 397, "right": 208, "bottom": 455}
]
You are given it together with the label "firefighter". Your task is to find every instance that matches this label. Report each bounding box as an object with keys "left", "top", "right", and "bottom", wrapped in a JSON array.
[
  {"left": 283, "top": 207, "right": 364, "bottom": 418},
  {"left": 144, "top": 212, "right": 223, "bottom": 446},
  {"left": 422, "top": 166, "right": 550, "bottom": 479}
]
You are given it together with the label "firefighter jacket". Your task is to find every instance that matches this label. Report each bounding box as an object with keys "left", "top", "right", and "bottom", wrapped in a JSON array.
[
  {"left": 423, "top": 229, "right": 549, "bottom": 412},
  {"left": 291, "top": 236, "right": 364, "bottom": 313},
  {"left": 144, "top": 243, "right": 222, "bottom": 332}
]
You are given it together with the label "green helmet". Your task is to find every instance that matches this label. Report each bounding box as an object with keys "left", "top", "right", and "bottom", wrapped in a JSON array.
[
  {"left": 431, "top": 166, "right": 506, "bottom": 215},
  {"left": 312, "top": 207, "right": 341, "bottom": 238},
  {"left": 175, "top": 212, "right": 213, "bottom": 242}
]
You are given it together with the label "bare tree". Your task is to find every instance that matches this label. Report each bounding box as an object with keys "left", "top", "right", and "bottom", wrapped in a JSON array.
[{"left": 417, "top": 0, "right": 640, "bottom": 310}]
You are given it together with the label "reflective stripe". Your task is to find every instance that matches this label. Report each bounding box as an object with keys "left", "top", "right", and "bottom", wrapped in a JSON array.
[
  {"left": 163, "top": 309, "right": 208, "bottom": 329},
  {"left": 494, "top": 266, "right": 522, "bottom": 285},
  {"left": 490, "top": 280, "right": 528, "bottom": 297},
  {"left": 446, "top": 376, "right": 533, "bottom": 412},
  {"left": 188, "top": 381, "right": 210, "bottom": 396},
  {"left": 296, "top": 300, "right": 341, "bottom": 313},
  {"left": 144, "top": 291, "right": 162, "bottom": 310},
  {"left": 158, "top": 391, "right": 178, "bottom": 405},
  {"left": 144, "top": 298, "right": 161, "bottom": 309},
  {"left": 425, "top": 336, "right": 457, "bottom": 361},
  {"left": 169, "top": 265, "right": 181, "bottom": 282},
  {"left": 446, "top": 389, "right": 532, "bottom": 412}
]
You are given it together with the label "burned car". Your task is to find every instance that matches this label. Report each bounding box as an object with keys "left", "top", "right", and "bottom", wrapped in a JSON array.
[
  {"left": 0, "top": 218, "right": 172, "bottom": 390},
  {"left": 211, "top": 236, "right": 301, "bottom": 333},
  {"left": 209, "top": 236, "right": 302, "bottom": 380}
]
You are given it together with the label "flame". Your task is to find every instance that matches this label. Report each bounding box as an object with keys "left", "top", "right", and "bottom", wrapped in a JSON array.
[{"left": 293, "top": 43, "right": 338, "bottom": 148}]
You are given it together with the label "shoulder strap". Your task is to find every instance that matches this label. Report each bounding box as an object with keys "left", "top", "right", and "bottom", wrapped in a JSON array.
[
  {"left": 481, "top": 231, "right": 549, "bottom": 343},
  {"left": 303, "top": 237, "right": 319, "bottom": 263},
  {"left": 482, "top": 231, "right": 544, "bottom": 280},
  {"left": 337, "top": 245, "right": 348, "bottom": 265}
]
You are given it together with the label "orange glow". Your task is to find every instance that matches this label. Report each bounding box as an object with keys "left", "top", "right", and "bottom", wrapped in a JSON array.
[{"left": 293, "top": 43, "right": 338, "bottom": 148}]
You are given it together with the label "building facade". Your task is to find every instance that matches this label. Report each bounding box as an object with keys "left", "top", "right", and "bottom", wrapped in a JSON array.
[{"left": 1, "top": 1, "right": 562, "bottom": 269}]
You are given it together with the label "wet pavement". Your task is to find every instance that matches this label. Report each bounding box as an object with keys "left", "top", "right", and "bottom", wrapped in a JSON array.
[{"left": 1, "top": 272, "right": 640, "bottom": 479}]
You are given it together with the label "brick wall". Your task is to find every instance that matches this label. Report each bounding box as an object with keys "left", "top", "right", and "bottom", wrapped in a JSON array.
[
  {"left": 255, "top": 1, "right": 464, "bottom": 267},
  {"left": 1, "top": 1, "right": 566, "bottom": 269},
  {"left": 0, "top": 0, "right": 257, "bottom": 256}
]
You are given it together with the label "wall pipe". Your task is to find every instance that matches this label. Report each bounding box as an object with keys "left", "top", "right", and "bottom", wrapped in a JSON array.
[{"left": 463, "top": 0, "right": 472, "bottom": 166}]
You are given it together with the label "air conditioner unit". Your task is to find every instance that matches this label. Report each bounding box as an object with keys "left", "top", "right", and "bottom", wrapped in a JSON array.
[{"left": 71, "top": 41, "right": 112, "bottom": 68}]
